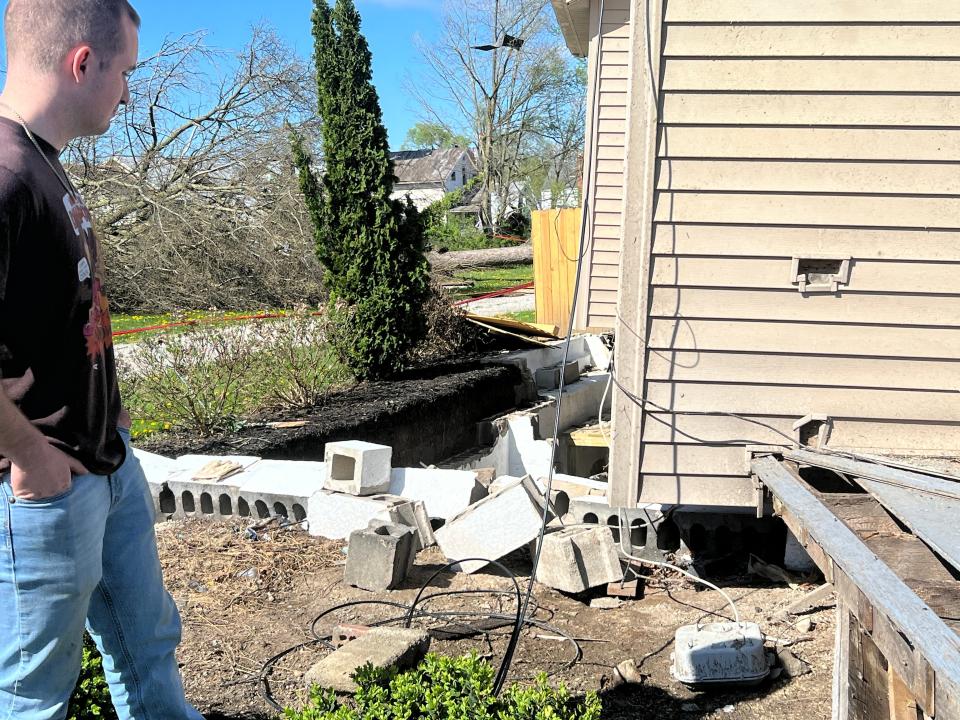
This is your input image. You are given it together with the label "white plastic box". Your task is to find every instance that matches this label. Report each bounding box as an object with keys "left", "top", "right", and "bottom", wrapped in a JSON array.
[{"left": 671, "top": 622, "right": 770, "bottom": 688}]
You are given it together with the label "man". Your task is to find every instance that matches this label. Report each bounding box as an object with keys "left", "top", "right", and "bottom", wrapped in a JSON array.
[{"left": 0, "top": 1, "right": 203, "bottom": 717}]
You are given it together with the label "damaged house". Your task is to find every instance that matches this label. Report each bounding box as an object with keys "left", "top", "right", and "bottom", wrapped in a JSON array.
[{"left": 552, "top": 0, "right": 960, "bottom": 717}]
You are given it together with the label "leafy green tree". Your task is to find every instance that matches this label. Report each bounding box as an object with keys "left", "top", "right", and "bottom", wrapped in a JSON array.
[
  {"left": 402, "top": 121, "right": 471, "bottom": 150},
  {"left": 293, "top": 0, "right": 430, "bottom": 379}
]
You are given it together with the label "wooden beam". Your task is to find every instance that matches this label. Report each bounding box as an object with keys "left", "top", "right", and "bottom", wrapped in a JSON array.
[{"left": 753, "top": 456, "right": 960, "bottom": 719}]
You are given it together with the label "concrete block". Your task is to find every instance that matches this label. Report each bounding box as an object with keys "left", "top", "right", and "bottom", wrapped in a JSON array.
[
  {"left": 534, "top": 360, "right": 580, "bottom": 391},
  {"left": 390, "top": 499, "right": 435, "bottom": 550},
  {"left": 345, "top": 522, "right": 417, "bottom": 591},
  {"left": 323, "top": 440, "right": 392, "bottom": 496},
  {"left": 307, "top": 491, "right": 408, "bottom": 540},
  {"left": 388, "top": 467, "right": 486, "bottom": 520},
  {"left": 435, "top": 477, "right": 550, "bottom": 574},
  {"left": 534, "top": 526, "right": 623, "bottom": 594},
  {"left": 304, "top": 627, "right": 430, "bottom": 693},
  {"left": 783, "top": 528, "right": 817, "bottom": 573},
  {"left": 568, "top": 498, "right": 683, "bottom": 561}
]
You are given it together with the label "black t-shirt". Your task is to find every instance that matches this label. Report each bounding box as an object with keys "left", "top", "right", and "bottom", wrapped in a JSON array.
[{"left": 0, "top": 117, "right": 124, "bottom": 475}]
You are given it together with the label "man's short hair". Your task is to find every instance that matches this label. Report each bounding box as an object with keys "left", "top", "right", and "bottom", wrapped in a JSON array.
[{"left": 4, "top": 0, "right": 140, "bottom": 73}]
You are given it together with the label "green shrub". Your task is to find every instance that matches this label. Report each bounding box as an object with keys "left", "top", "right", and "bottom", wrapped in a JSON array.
[
  {"left": 68, "top": 635, "right": 116, "bottom": 720},
  {"left": 292, "top": 0, "right": 430, "bottom": 380},
  {"left": 283, "top": 653, "right": 601, "bottom": 720}
]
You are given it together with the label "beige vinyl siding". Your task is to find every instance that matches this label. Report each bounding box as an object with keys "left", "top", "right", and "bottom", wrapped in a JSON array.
[
  {"left": 616, "top": 5, "right": 960, "bottom": 506},
  {"left": 579, "top": 0, "right": 631, "bottom": 329}
]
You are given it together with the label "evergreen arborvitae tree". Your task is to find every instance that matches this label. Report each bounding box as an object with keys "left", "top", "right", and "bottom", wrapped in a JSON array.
[{"left": 292, "top": 0, "right": 429, "bottom": 380}]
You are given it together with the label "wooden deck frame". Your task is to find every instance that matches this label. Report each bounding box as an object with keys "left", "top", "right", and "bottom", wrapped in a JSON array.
[{"left": 752, "top": 456, "right": 960, "bottom": 719}]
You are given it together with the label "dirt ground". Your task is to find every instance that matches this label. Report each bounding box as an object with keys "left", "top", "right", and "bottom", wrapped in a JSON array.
[{"left": 157, "top": 519, "right": 836, "bottom": 720}]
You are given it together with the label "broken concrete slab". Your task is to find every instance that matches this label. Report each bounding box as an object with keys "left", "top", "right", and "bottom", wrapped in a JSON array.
[
  {"left": 390, "top": 499, "right": 435, "bottom": 550},
  {"left": 323, "top": 440, "right": 392, "bottom": 496},
  {"left": 388, "top": 467, "right": 486, "bottom": 520},
  {"left": 307, "top": 491, "right": 408, "bottom": 540},
  {"left": 133, "top": 448, "right": 176, "bottom": 486},
  {"left": 304, "top": 626, "right": 430, "bottom": 693},
  {"left": 435, "top": 476, "right": 551, "bottom": 574},
  {"left": 162, "top": 456, "right": 262, "bottom": 520},
  {"left": 345, "top": 522, "right": 417, "bottom": 592},
  {"left": 534, "top": 526, "right": 623, "bottom": 594}
]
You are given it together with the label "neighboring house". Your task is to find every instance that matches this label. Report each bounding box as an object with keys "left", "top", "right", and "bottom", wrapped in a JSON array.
[
  {"left": 553, "top": 1, "right": 960, "bottom": 507},
  {"left": 390, "top": 147, "right": 478, "bottom": 211}
]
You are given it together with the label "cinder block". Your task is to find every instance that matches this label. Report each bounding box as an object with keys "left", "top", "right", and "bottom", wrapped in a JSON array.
[
  {"left": 534, "top": 526, "right": 623, "bottom": 594},
  {"left": 307, "top": 491, "right": 408, "bottom": 540},
  {"left": 344, "top": 522, "right": 417, "bottom": 592},
  {"left": 390, "top": 499, "right": 435, "bottom": 550},
  {"left": 388, "top": 467, "right": 486, "bottom": 520},
  {"left": 304, "top": 627, "right": 430, "bottom": 693},
  {"left": 534, "top": 360, "right": 580, "bottom": 391},
  {"left": 568, "top": 498, "right": 678, "bottom": 561},
  {"left": 434, "top": 477, "right": 551, "bottom": 574},
  {"left": 323, "top": 440, "right": 392, "bottom": 496}
]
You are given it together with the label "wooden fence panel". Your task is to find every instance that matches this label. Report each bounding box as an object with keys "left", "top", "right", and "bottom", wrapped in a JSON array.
[{"left": 532, "top": 208, "right": 583, "bottom": 334}]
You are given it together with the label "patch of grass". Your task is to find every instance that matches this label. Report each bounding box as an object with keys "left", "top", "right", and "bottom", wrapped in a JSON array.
[
  {"left": 111, "top": 309, "right": 291, "bottom": 344},
  {"left": 451, "top": 263, "right": 533, "bottom": 300},
  {"left": 496, "top": 309, "right": 537, "bottom": 323}
]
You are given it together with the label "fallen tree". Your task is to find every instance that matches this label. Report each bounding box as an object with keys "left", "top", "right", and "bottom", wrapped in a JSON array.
[{"left": 428, "top": 244, "right": 532, "bottom": 271}]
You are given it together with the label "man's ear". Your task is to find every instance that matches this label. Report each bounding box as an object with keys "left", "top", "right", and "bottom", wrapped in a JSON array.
[{"left": 68, "top": 45, "right": 94, "bottom": 84}]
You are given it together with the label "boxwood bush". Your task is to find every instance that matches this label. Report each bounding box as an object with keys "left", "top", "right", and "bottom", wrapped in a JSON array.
[{"left": 284, "top": 653, "right": 601, "bottom": 720}]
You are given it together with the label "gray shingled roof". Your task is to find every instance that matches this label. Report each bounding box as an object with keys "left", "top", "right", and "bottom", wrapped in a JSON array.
[{"left": 390, "top": 147, "right": 473, "bottom": 186}]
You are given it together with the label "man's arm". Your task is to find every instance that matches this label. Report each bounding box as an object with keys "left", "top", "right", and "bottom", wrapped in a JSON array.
[{"left": 0, "top": 386, "right": 88, "bottom": 499}]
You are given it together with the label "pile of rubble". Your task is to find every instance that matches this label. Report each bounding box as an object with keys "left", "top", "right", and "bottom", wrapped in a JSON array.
[{"left": 137, "top": 438, "right": 634, "bottom": 596}]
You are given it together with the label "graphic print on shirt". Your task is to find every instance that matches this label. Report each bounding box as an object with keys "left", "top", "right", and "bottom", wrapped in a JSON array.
[
  {"left": 62, "top": 191, "right": 114, "bottom": 359},
  {"left": 63, "top": 192, "right": 93, "bottom": 236}
]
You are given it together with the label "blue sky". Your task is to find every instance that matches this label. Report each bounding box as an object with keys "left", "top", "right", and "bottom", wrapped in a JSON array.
[{"left": 1, "top": 0, "right": 443, "bottom": 147}]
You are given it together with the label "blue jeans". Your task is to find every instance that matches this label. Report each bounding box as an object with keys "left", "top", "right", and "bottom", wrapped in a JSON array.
[{"left": 0, "top": 429, "right": 203, "bottom": 719}]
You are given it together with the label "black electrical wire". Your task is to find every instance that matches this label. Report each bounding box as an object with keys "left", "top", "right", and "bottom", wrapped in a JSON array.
[{"left": 258, "top": 559, "right": 583, "bottom": 712}]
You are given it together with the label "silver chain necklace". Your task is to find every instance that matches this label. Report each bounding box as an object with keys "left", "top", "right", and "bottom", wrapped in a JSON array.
[{"left": 0, "top": 101, "right": 77, "bottom": 199}]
